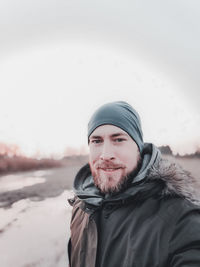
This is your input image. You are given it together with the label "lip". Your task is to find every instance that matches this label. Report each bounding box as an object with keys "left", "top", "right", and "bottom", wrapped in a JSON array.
[{"left": 100, "top": 168, "right": 121, "bottom": 172}]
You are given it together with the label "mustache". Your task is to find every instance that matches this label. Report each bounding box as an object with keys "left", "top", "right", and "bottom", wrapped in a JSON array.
[{"left": 95, "top": 162, "right": 125, "bottom": 169}]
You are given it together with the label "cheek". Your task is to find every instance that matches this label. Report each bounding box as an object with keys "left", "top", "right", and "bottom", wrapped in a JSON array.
[
  {"left": 89, "top": 148, "right": 99, "bottom": 165},
  {"left": 115, "top": 149, "right": 130, "bottom": 162},
  {"left": 117, "top": 150, "right": 138, "bottom": 171}
]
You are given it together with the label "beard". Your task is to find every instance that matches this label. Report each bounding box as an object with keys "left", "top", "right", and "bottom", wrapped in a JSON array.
[{"left": 90, "top": 156, "right": 142, "bottom": 195}]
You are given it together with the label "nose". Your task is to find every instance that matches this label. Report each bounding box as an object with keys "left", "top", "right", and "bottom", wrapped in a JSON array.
[{"left": 100, "top": 141, "right": 115, "bottom": 161}]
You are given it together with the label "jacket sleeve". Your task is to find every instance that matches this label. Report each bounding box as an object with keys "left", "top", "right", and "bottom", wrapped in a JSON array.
[
  {"left": 168, "top": 205, "right": 200, "bottom": 266},
  {"left": 68, "top": 238, "right": 72, "bottom": 267}
]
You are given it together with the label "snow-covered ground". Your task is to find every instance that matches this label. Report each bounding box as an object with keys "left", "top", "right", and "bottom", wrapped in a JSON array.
[
  {"left": 0, "top": 170, "right": 47, "bottom": 192},
  {"left": 0, "top": 190, "right": 73, "bottom": 267}
]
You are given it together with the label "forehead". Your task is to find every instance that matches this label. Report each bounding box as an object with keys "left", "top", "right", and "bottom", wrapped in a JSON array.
[{"left": 90, "top": 124, "right": 129, "bottom": 137}]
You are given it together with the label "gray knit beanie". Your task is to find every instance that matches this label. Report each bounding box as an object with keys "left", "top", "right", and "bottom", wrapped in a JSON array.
[{"left": 88, "top": 101, "right": 144, "bottom": 152}]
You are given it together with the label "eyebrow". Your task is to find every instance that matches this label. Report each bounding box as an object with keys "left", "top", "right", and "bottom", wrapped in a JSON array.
[
  {"left": 89, "top": 132, "right": 128, "bottom": 139},
  {"left": 111, "top": 133, "right": 128, "bottom": 137}
]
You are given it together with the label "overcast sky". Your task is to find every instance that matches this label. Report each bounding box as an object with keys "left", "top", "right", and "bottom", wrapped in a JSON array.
[{"left": 0, "top": 0, "right": 200, "bottom": 157}]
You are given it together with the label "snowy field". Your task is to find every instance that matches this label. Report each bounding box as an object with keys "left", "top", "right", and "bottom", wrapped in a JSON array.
[
  {"left": 0, "top": 191, "right": 73, "bottom": 267},
  {"left": 0, "top": 168, "right": 76, "bottom": 267}
]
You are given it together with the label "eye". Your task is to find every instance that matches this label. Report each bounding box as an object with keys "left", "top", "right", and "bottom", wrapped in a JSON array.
[
  {"left": 91, "top": 139, "right": 102, "bottom": 144},
  {"left": 114, "top": 138, "right": 126, "bottom": 142}
]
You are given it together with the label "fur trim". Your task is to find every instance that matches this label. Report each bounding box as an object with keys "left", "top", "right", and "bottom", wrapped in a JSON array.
[{"left": 147, "top": 158, "right": 200, "bottom": 206}]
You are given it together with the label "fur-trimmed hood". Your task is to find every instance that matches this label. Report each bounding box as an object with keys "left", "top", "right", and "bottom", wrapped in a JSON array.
[
  {"left": 73, "top": 143, "right": 200, "bottom": 207},
  {"left": 148, "top": 158, "right": 200, "bottom": 206}
]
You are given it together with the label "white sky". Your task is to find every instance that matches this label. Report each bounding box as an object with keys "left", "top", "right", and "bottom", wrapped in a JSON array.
[{"left": 0, "top": 1, "right": 200, "bottom": 157}]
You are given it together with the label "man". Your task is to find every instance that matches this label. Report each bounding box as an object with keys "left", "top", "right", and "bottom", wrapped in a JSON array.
[{"left": 68, "top": 101, "right": 200, "bottom": 267}]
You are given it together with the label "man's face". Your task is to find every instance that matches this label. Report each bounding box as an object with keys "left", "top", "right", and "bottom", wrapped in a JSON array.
[{"left": 89, "top": 124, "right": 141, "bottom": 194}]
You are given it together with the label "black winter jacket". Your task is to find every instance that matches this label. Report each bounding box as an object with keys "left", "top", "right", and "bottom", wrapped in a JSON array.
[{"left": 68, "top": 144, "right": 200, "bottom": 267}]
